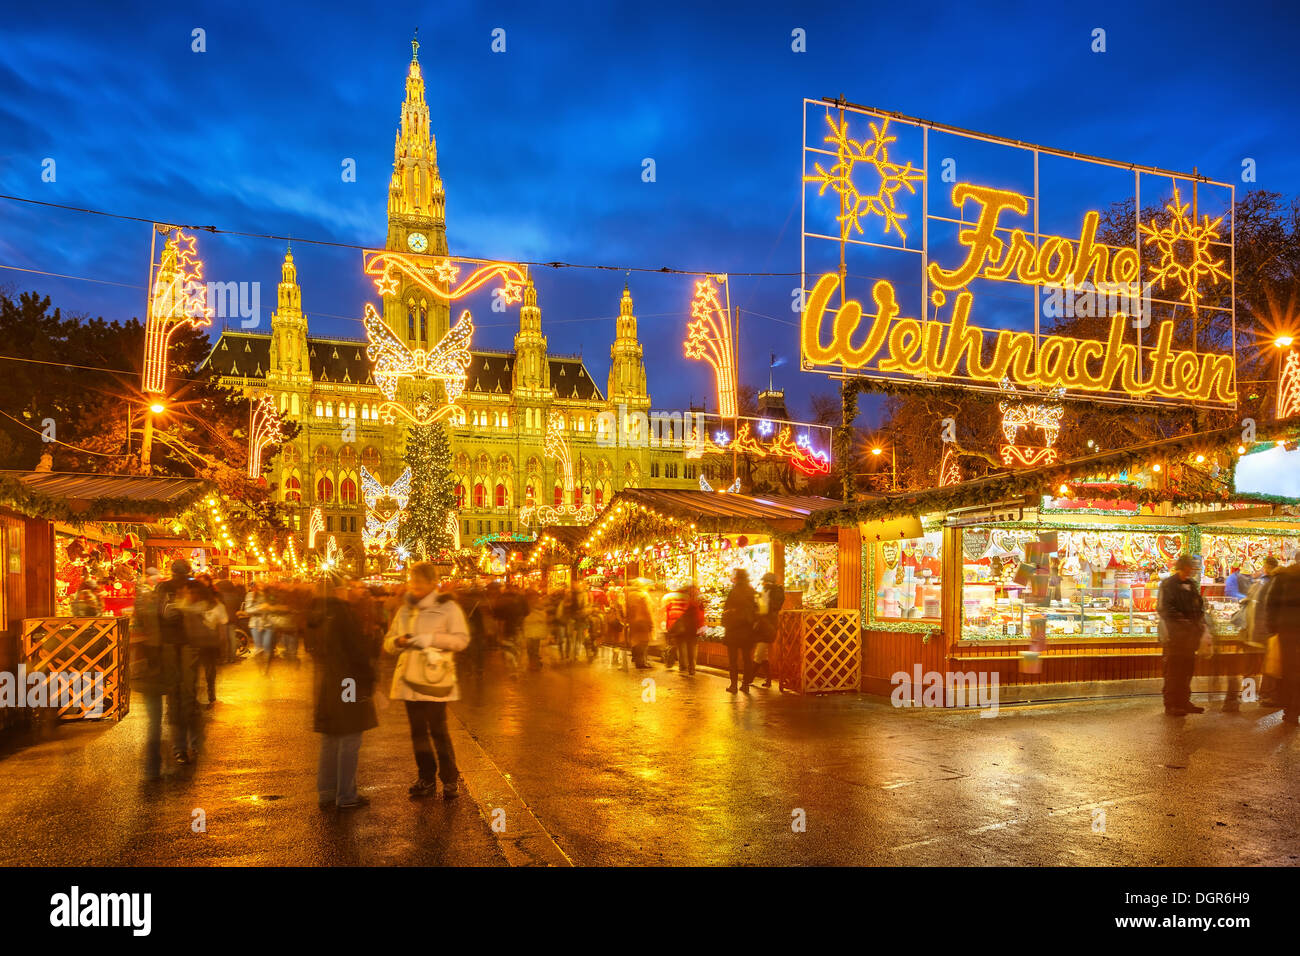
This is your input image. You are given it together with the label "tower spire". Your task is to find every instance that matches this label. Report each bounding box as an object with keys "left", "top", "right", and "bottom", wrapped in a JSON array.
[{"left": 411, "top": 28, "right": 419, "bottom": 61}]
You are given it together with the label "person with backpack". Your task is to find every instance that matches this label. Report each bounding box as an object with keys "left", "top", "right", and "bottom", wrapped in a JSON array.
[
  {"left": 385, "top": 562, "right": 470, "bottom": 798},
  {"left": 722, "top": 568, "right": 758, "bottom": 693}
]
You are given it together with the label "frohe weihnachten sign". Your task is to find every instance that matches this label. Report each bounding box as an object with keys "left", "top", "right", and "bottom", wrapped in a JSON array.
[{"left": 800, "top": 99, "right": 1237, "bottom": 408}]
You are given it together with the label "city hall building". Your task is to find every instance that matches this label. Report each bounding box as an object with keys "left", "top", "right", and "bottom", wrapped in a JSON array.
[{"left": 204, "top": 43, "right": 695, "bottom": 572}]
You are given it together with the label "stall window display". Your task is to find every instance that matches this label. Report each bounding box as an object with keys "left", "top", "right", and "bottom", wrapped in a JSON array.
[
  {"left": 873, "top": 532, "right": 942, "bottom": 621},
  {"left": 1202, "top": 532, "right": 1300, "bottom": 581},
  {"left": 784, "top": 541, "right": 838, "bottom": 609},
  {"left": 959, "top": 527, "right": 1186, "bottom": 641}
]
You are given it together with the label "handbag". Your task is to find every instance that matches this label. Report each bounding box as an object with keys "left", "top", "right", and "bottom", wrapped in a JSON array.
[{"left": 401, "top": 645, "right": 457, "bottom": 698}]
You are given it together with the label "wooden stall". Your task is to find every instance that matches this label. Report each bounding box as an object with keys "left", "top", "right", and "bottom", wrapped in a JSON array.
[{"left": 0, "top": 471, "right": 206, "bottom": 727}]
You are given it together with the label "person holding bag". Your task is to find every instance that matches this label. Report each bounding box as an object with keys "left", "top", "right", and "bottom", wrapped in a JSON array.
[{"left": 384, "top": 562, "right": 470, "bottom": 799}]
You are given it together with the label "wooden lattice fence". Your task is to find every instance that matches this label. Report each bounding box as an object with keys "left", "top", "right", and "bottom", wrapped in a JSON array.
[
  {"left": 20, "top": 617, "right": 129, "bottom": 721},
  {"left": 775, "top": 609, "right": 861, "bottom": 695}
]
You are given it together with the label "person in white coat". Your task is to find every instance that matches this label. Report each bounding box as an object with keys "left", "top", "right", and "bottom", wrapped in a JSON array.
[{"left": 384, "top": 562, "right": 470, "bottom": 799}]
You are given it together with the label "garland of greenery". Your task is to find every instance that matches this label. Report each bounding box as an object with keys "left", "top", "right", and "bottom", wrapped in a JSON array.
[
  {"left": 0, "top": 474, "right": 211, "bottom": 526},
  {"left": 808, "top": 416, "right": 1300, "bottom": 531}
]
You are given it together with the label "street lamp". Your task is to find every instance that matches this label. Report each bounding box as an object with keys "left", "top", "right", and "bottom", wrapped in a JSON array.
[
  {"left": 869, "top": 444, "right": 897, "bottom": 491},
  {"left": 139, "top": 398, "right": 166, "bottom": 475}
]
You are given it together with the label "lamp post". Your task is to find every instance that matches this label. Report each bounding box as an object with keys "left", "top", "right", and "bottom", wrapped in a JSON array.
[
  {"left": 870, "top": 445, "right": 896, "bottom": 491},
  {"left": 139, "top": 400, "right": 165, "bottom": 475},
  {"left": 1275, "top": 334, "right": 1295, "bottom": 418}
]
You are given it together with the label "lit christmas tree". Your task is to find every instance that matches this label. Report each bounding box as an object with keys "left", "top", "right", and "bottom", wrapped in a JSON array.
[{"left": 400, "top": 415, "right": 455, "bottom": 559}]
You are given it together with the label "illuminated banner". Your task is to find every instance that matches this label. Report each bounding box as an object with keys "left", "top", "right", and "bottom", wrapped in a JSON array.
[{"left": 800, "top": 100, "right": 1237, "bottom": 407}]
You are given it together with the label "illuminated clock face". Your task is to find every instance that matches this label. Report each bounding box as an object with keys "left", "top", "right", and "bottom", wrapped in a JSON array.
[{"left": 407, "top": 232, "right": 428, "bottom": 253}]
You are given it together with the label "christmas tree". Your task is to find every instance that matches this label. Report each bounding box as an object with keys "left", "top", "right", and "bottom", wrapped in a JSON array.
[{"left": 400, "top": 416, "right": 455, "bottom": 560}]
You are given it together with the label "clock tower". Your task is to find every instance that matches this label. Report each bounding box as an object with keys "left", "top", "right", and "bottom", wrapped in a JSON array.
[{"left": 384, "top": 33, "right": 451, "bottom": 349}]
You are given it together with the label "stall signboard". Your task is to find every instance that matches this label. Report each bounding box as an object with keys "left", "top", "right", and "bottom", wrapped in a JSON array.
[{"left": 801, "top": 100, "right": 1237, "bottom": 408}]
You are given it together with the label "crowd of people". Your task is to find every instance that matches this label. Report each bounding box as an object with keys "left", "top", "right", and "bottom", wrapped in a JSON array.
[{"left": 1158, "top": 553, "right": 1300, "bottom": 722}]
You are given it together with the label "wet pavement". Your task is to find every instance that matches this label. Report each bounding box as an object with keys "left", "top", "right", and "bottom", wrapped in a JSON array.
[{"left": 1, "top": 647, "right": 1298, "bottom": 866}]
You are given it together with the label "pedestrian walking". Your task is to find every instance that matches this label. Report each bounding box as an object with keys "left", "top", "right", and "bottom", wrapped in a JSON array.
[
  {"left": 664, "top": 585, "right": 704, "bottom": 676},
  {"left": 154, "top": 559, "right": 203, "bottom": 762},
  {"left": 1157, "top": 554, "right": 1207, "bottom": 716},
  {"left": 723, "top": 568, "right": 758, "bottom": 693},
  {"left": 309, "top": 587, "right": 379, "bottom": 810},
  {"left": 1264, "top": 559, "right": 1300, "bottom": 726},
  {"left": 214, "top": 574, "right": 245, "bottom": 662},
  {"left": 384, "top": 562, "right": 469, "bottom": 799},
  {"left": 626, "top": 581, "right": 654, "bottom": 669},
  {"left": 242, "top": 581, "right": 274, "bottom": 663},
  {"left": 181, "top": 577, "right": 228, "bottom": 707},
  {"left": 522, "top": 591, "right": 548, "bottom": 670},
  {"left": 131, "top": 568, "right": 169, "bottom": 779},
  {"left": 754, "top": 572, "right": 785, "bottom": 688},
  {"left": 1247, "top": 557, "right": 1283, "bottom": 704}
]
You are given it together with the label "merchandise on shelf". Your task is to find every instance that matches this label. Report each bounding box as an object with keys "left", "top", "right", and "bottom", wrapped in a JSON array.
[{"left": 874, "top": 531, "right": 942, "bottom": 621}]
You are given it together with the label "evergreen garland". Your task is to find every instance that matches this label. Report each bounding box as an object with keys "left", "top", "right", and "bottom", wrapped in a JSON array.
[{"left": 399, "top": 420, "right": 455, "bottom": 560}]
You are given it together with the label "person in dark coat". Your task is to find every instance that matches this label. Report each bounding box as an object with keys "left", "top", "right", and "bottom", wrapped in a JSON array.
[
  {"left": 1157, "top": 554, "right": 1206, "bottom": 716},
  {"left": 723, "top": 569, "right": 758, "bottom": 694},
  {"left": 308, "top": 590, "right": 379, "bottom": 809},
  {"left": 154, "top": 559, "right": 202, "bottom": 762},
  {"left": 1264, "top": 561, "right": 1300, "bottom": 727},
  {"left": 754, "top": 572, "right": 785, "bottom": 688}
]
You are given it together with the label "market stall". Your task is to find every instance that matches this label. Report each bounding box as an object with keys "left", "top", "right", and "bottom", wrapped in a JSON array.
[
  {"left": 807, "top": 420, "right": 1300, "bottom": 702},
  {"left": 577, "top": 489, "right": 842, "bottom": 669},
  {"left": 0, "top": 470, "right": 208, "bottom": 724}
]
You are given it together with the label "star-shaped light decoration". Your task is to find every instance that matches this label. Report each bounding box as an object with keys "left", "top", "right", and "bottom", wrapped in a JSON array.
[
  {"left": 499, "top": 280, "right": 524, "bottom": 305},
  {"left": 433, "top": 259, "right": 460, "bottom": 284},
  {"left": 1138, "top": 183, "right": 1230, "bottom": 315},
  {"left": 374, "top": 269, "right": 400, "bottom": 297}
]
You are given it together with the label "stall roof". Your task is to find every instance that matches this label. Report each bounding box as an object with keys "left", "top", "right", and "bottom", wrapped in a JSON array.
[
  {"left": 598, "top": 488, "right": 841, "bottom": 543},
  {"left": 805, "top": 415, "right": 1300, "bottom": 532},
  {"left": 0, "top": 470, "right": 209, "bottom": 524}
]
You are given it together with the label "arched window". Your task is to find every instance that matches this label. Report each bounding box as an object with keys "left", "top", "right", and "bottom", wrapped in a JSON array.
[
  {"left": 408, "top": 302, "right": 416, "bottom": 340},
  {"left": 454, "top": 483, "right": 466, "bottom": 509},
  {"left": 338, "top": 446, "right": 357, "bottom": 469},
  {"left": 314, "top": 445, "right": 331, "bottom": 468},
  {"left": 361, "top": 447, "right": 381, "bottom": 472},
  {"left": 495, "top": 483, "right": 506, "bottom": 508},
  {"left": 348, "top": 402, "right": 357, "bottom": 419},
  {"left": 526, "top": 483, "right": 535, "bottom": 505},
  {"left": 340, "top": 477, "right": 358, "bottom": 504},
  {"left": 280, "top": 393, "right": 287, "bottom": 413},
  {"left": 553, "top": 484, "right": 563, "bottom": 507},
  {"left": 574, "top": 486, "right": 583, "bottom": 507},
  {"left": 473, "top": 483, "right": 486, "bottom": 508},
  {"left": 594, "top": 487, "right": 603, "bottom": 510},
  {"left": 291, "top": 393, "right": 300, "bottom": 416},
  {"left": 325, "top": 403, "right": 334, "bottom": 417},
  {"left": 315, "top": 401, "right": 324, "bottom": 417},
  {"left": 419, "top": 305, "right": 427, "bottom": 346},
  {"left": 285, "top": 475, "right": 302, "bottom": 503},
  {"left": 501, "top": 412, "right": 509, "bottom": 428},
  {"left": 492, "top": 411, "right": 500, "bottom": 427},
  {"left": 316, "top": 476, "right": 334, "bottom": 503}
]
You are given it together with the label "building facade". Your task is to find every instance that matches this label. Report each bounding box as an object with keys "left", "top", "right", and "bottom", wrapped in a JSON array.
[{"left": 204, "top": 42, "right": 694, "bottom": 573}]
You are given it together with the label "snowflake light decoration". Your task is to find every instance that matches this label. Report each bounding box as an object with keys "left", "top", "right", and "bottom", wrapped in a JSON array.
[
  {"left": 805, "top": 114, "right": 924, "bottom": 242},
  {"left": 1138, "top": 183, "right": 1230, "bottom": 315}
]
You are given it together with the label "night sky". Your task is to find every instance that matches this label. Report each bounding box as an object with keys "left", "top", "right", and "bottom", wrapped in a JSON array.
[{"left": 2, "top": 0, "right": 1298, "bottom": 426}]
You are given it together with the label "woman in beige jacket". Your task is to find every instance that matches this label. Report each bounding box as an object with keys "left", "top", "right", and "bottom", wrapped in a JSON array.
[{"left": 384, "top": 562, "right": 470, "bottom": 799}]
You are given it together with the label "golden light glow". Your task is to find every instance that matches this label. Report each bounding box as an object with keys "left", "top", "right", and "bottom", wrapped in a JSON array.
[
  {"left": 1152, "top": 463, "right": 1163, "bottom": 472},
  {"left": 998, "top": 379, "right": 1065, "bottom": 448},
  {"left": 1276, "top": 335, "right": 1296, "bottom": 349},
  {"left": 1138, "top": 183, "right": 1230, "bottom": 316},
  {"left": 871, "top": 447, "right": 882, "bottom": 456},
  {"left": 938, "top": 446, "right": 961, "bottom": 486},
  {"left": 518, "top": 409, "right": 595, "bottom": 528},
  {"left": 247, "top": 394, "right": 286, "bottom": 479},
  {"left": 802, "top": 272, "right": 1236, "bottom": 404},
  {"left": 805, "top": 113, "right": 923, "bottom": 241},
  {"left": 1278, "top": 351, "right": 1300, "bottom": 419},
  {"left": 999, "top": 445, "right": 1058, "bottom": 467},
  {"left": 308, "top": 507, "right": 324, "bottom": 550},
  {"left": 148, "top": 402, "right": 166, "bottom": 414},
  {"left": 144, "top": 229, "right": 212, "bottom": 395},
  {"left": 684, "top": 276, "right": 738, "bottom": 419}
]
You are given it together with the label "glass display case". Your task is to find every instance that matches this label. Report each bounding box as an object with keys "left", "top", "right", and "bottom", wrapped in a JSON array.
[{"left": 873, "top": 531, "right": 942, "bottom": 621}]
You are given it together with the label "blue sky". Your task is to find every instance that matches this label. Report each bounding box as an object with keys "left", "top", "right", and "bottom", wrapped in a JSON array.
[{"left": 1, "top": 0, "right": 1298, "bottom": 424}]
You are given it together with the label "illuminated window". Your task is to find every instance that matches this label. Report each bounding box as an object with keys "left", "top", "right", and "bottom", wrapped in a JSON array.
[
  {"left": 553, "top": 484, "right": 563, "bottom": 507},
  {"left": 348, "top": 402, "right": 357, "bottom": 419},
  {"left": 594, "top": 487, "right": 603, "bottom": 510},
  {"left": 314, "top": 445, "right": 331, "bottom": 467},
  {"left": 501, "top": 412, "right": 509, "bottom": 428},
  {"left": 340, "top": 477, "right": 357, "bottom": 504},
  {"left": 473, "top": 483, "right": 486, "bottom": 508},
  {"left": 525, "top": 484, "right": 535, "bottom": 505},
  {"left": 408, "top": 302, "right": 416, "bottom": 340},
  {"left": 361, "top": 447, "right": 380, "bottom": 472},
  {"left": 492, "top": 411, "right": 500, "bottom": 428},
  {"left": 325, "top": 403, "right": 334, "bottom": 418},
  {"left": 316, "top": 476, "right": 334, "bottom": 503},
  {"left": 495, "top": 483, "right": 506, "bottom": 508},
  {"left": 285, "top": 475, "right": 302, "bottom": 503},
  {"left": 280, "top": 393, "right": 287, "bottom": 413},
  {"left": 454, "top": 483, "right": 466, "bottom": 509},
  {"left": 574, "top": 486, "right": 583, "bottom": 507},
  {"left": 315, "top": 401, "right": 324, "bottom": 417},
  {"left": 291, "top": 393, "right": 300, "bottom": 416},
  {"left": 361, "top": 404, "right": 369, "bottom": 420}
]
